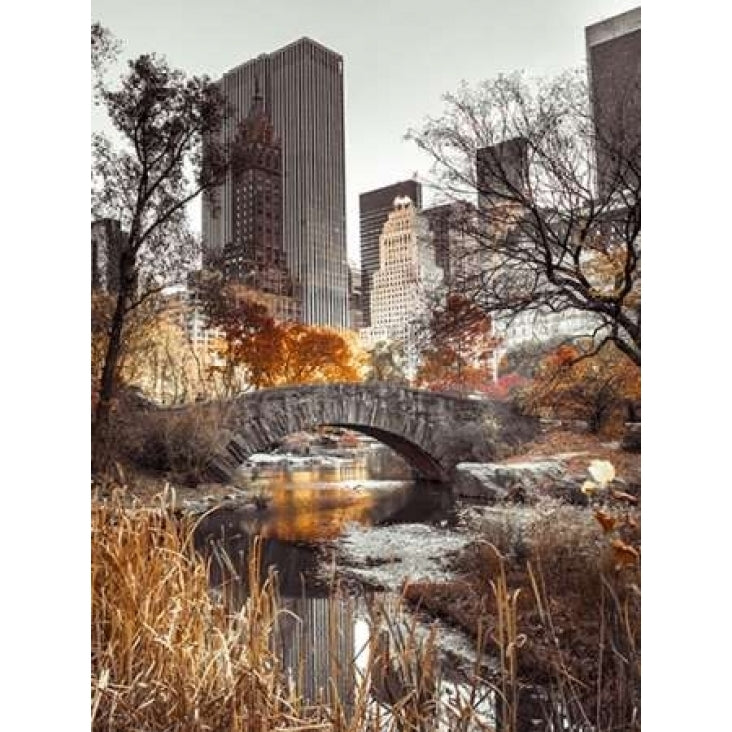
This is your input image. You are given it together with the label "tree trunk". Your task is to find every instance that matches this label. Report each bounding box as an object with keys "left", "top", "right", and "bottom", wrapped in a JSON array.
[{"left": 92, "top": 250, "right": 135, "bottom": 473}]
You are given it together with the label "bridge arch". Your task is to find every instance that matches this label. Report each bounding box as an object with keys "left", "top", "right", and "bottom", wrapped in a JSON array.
[{"left": 196, "top": 383, "right": 525, "bottom": 484}]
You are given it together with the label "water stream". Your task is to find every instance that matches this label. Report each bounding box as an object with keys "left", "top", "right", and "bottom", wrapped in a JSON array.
[{"left": 193, "top": 439, "right": 496, "bottom": 725}]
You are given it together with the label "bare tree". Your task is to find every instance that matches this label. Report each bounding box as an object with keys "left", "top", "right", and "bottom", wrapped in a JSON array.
[
  {"left": 407, "top": 70, "right": 640, "bottom": 367},
  {"left": 91, "top": 25, "right": 229, "bottom": 467}
]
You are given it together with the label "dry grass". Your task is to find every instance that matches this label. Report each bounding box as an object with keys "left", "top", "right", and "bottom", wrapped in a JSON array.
[
  {"left": 91, "top": 487, "right": 499, "bottom": 731},
  {"left": 92, "top": 487, "right": 309, "bottom": 731},
  {"left": 92, "top": 482, "right": 638, "bottom": 731},
  {"left": 404, "top": 499, "right": 640, "bottom": 731}
]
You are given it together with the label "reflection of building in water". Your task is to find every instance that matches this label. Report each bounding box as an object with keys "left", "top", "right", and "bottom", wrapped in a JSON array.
[{"left": 277, "top": 596, "right": 356, "bottom": 708}]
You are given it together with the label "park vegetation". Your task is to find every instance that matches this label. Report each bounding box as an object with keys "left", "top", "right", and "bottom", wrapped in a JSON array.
[
  {"left": 404, "top": 459, "right": 640, "bottom": 730},
  {"left": 520, "top": 342, "right": 641, "bottom": 434},
  {"left": 202, "top": 279, "right": 368, "bottom": 393},
  {"left": 415, "top": 293, "right": 498, "bottom": 393},
  {"left": 91, "top": 24, "right": 229, "bottom": 469},
  {"left": 92, "top": 489, "right": 487, "bottom": 731},
  {"left": 91, "top": 25, "right": 641, "bottom": 731}
]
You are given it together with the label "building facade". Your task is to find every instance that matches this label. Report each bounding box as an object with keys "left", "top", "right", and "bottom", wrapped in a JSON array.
[
  {"left": 585, "top": 7, "right": 641, "bottom": 196},
  {"left": 359, "top": 180, "right": 422, "bottom": 327},
  {"left": 476, "top": 137, "right": 529, "bottom": 213},
  {"left": 494, "top": 308, "right": 601, "bottom": 354},
  {"left": 91, "top": 218, "right": 127, "bottom": 293},
  {"left": 422, "top": 201, "right": 489, "bottom": 290},
  {"left": 347, "top": 261, "right": 364, "bottom": 332},
  {"left": 161, "top": 282, "right": 221, "bottom": 351},
  {"left": 362, "top": 197, "right": 442, "bottom": 376},
  {"left": 203, "top": 37, "right": 348, "bottom": 328},
  {"left": 220, "top": 84, "right": 301, "bottom": 323}
]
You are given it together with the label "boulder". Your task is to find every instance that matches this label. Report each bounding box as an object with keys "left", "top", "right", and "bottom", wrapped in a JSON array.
[{"left": 452, "top": 460, "right": 567, "bottom": 503}]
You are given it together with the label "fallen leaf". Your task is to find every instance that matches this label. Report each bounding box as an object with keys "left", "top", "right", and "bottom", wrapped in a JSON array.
[
  {"left": 611, "top": 538, "right": 640, "bottom": 567},
  {"left": 581, "top": 480, "right": 598, "bottom": 496},
  {"left": 588, "top": 459, "right": 615, "bottom": 486},
  {"left": 594, "top": 510, "right": 617, "bottom": 533}
]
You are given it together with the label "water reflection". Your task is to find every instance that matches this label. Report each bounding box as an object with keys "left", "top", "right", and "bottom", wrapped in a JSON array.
[
  {"left": 277, "top": 595, "right": 357, "bottom": 707},
  {"left": 193, "top": 445, "right": 479, "bottom": 714},
  {"left": 198, "top": 448, "right": 454, "bottom": 546}
]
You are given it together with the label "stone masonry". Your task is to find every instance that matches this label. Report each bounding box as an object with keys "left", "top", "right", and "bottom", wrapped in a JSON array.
[{"left": 173, "top": 383, "right": 534, "bottom": 483}]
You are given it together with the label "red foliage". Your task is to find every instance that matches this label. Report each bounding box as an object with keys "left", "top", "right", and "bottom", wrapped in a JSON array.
[{"left": 480, "top": 373, "right": 528, "bottom": 400}]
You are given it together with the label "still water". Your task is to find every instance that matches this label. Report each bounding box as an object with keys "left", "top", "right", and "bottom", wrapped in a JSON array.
[
  {"left": 193, "top": 444, "right": 495, "bottom": 723},
  {"left": 195, "top": 446, "right": 456, "bottom": 596}
]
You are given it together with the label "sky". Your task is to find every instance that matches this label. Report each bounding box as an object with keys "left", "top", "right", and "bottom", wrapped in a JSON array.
[{"left": 91, "top": 0, "right": 639, "bottom": 264}]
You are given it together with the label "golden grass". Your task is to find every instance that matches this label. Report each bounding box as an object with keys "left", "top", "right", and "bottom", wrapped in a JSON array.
[
  {"left": 92, "top": 487, "right": 311, "bottom": 731},
  {"left": 91, "top": 487, "right": 498, "bottom": 731}
]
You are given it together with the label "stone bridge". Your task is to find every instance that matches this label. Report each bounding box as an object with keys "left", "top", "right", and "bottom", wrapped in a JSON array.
[{"left": 182, "top": 383, "right": 534, "bottom": 484}]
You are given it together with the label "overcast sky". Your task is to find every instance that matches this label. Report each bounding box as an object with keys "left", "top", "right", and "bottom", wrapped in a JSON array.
[{"left": 91, "top": 0, "right": 639, "bottom": 263}]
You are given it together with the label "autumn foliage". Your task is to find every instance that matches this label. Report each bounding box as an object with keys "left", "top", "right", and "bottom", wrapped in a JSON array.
[
  {"left": 205, "top": 283, "right": 366, "bottom": 392},
  {"left": 92, "top": 291, "right": 221, "bottom": 408},
  {"left": 416, "top": 294, "right": 499, "bottom": 392},
  {"left": 520, "top": 343, "right": 641, "bottom": 433},
  {"left": 479, "top": 373, "right": 528, "bottom": 400}
]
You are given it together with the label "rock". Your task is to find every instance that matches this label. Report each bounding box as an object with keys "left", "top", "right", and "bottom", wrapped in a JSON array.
[
  {"left": 622, "top": 422, "right": 641, "bottom": 452},
  {"left": 547, "top": 477, "right": 589, "bottom": 506},
  {"left": 569, "top": 419, "right": 590, "bottom": 432},
  {"left": 452, "top": 460, "right": 567, "bottom": 503}
]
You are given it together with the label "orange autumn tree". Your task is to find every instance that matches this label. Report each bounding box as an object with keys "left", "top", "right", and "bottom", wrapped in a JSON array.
[
  {"left": 521, "top": 342, "right": 640, "bottom": 434},
  {"left": 416, "top": 293, "right": 498, "bottom": 392},
  {"left": 204, "top": 281, "right": 365, "bottom": 390},
  {"left": 204, "top": 285, "right": 278, "bottom": 395},
  {"left": 251, "top": 323, "right": 365, "bottom": 388}
]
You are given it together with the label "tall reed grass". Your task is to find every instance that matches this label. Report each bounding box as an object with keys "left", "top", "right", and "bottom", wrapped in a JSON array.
[{"left": 91, "top": 488, "right": 498, "bottom": 731}]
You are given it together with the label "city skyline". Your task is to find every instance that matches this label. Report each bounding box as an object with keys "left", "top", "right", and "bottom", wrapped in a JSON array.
[
  {"left": 91, "top": 0, "right": 638, "bottom": 264},
  {"left": 203, "top": 37, "right": 349, "bottom": 328}
]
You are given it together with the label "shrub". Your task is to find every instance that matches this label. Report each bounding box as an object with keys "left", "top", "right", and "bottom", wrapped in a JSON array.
[{"left": 117, "top": 403, "right": 231, "bottom": 485}]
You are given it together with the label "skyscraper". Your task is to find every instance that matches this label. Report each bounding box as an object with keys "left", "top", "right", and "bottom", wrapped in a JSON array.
[
  {"left": 475, "top": 137, "right": 529, "bottom": 213},
  {"left": 365, "top": 196, "right": 443, "bottom": 376},
  {"left": 347, "top": 262, "right": 364, "bottom": 332},
  {"left": 359, "top": 180, "right": 422, "bottom": 327},
  {"left": 203, "top": 38, "right": 348, "bottom": 328},
  {"left": 585, "top": 7, "right": 641, "bottom": 196},
  {"left": 422, "top": 201, "right": 487, "bottom": 291},
  {"left": 221, "top": 83, "right": 301, "bottom": 322}
]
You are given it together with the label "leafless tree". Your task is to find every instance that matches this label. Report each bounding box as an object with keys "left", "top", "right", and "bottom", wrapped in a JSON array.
[
  {"left": 91, "top": 25, "right": 229, "bottom": 467},
  {"left": 407, "top": 70, "right": 640, "bottom": 367}
]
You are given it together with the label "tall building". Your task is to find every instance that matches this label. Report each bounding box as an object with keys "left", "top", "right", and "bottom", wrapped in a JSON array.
[
  {"left": 347, "top": 262, "right": 364, "bottom": 331},
  {"left": 585, "top": 7, "right": 641, "bottom": 196},
  {"left": 359, "top": 180, "right": 422, "bottom": 327},
  {"left": 476, "top": 137, "right": 529, "bottom": 212},
  {"left": 363, "top": 197, "right": 443, "bottom": 376},
  {"left": 91, "top": 218, "right": 127, "bottom": 294},
  {"left": 203, "top": 38, "right": 348, "bottom": 328},
  {"left": 220, "top": 83, "right": 301, "bottom": 322},
  {"left": 422, "top": 201, "right": 488, "bottom": 289}
]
